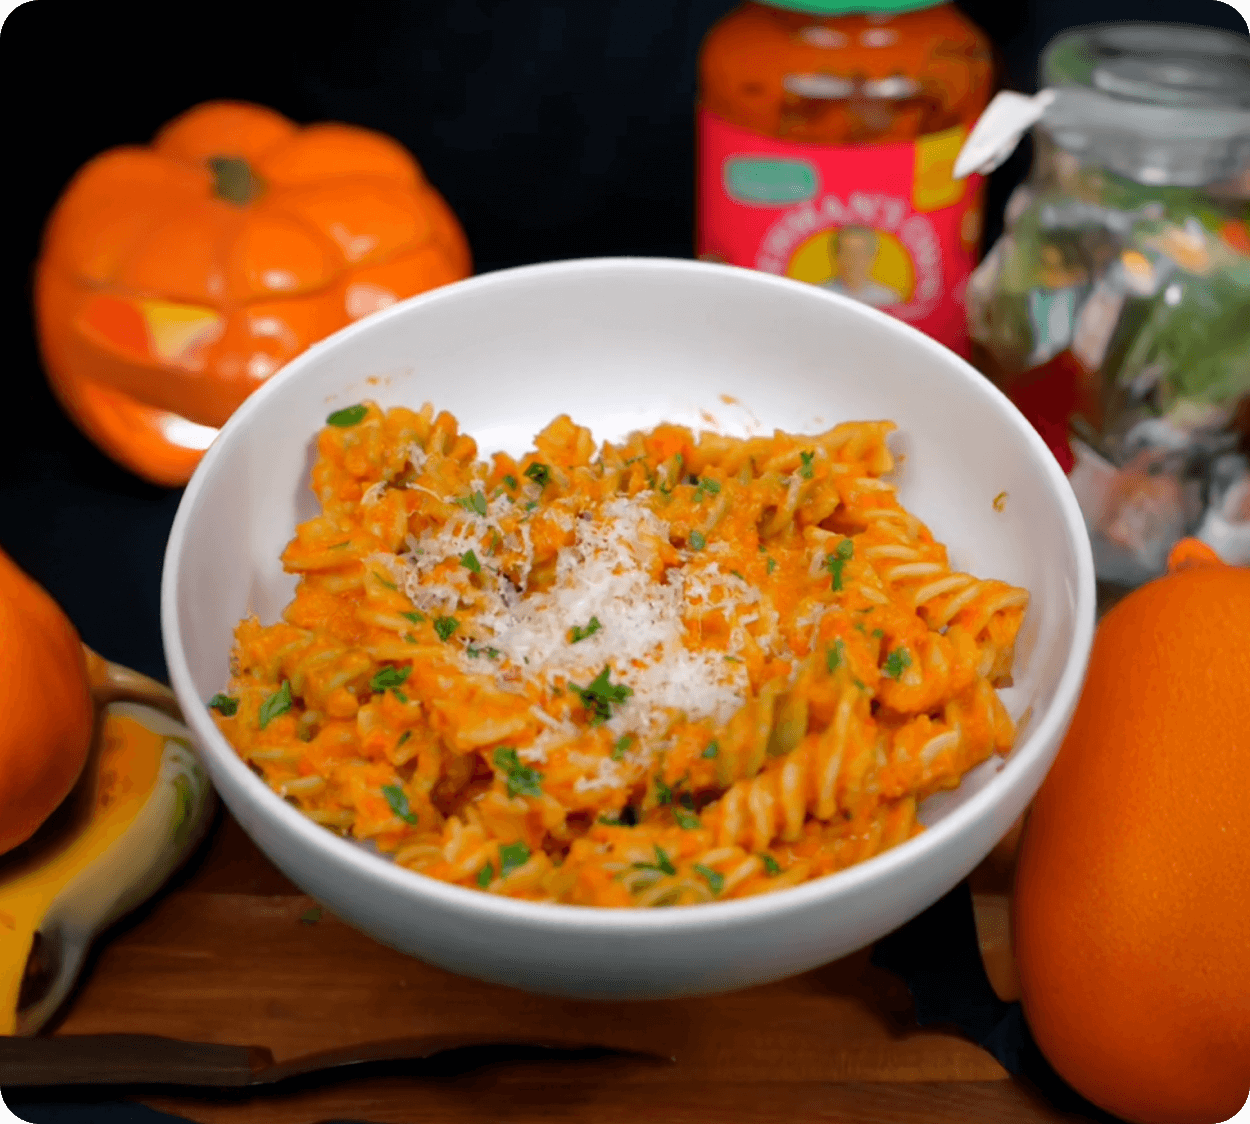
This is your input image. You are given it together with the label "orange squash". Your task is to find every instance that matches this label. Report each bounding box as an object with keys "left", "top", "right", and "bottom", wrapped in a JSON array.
[
  {"left": 1014, "top": 538, "right": 1250, "bottom": 1124},
  {"left": 34, "top": 101, "right": 473, "bottom": 487},
  {"left": 0, "top": 549, "right": 95, "bottom": 856}
]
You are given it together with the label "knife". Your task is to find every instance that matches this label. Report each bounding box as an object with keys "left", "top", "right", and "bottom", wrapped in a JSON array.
[{"left": 0, "top": 1032, "right": 671, "bottom": 1088}]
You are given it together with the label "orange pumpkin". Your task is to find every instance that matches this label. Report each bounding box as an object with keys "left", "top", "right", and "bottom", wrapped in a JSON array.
[
  {"left": 34, "top": 101, "right": 472, "bottom": 487},
  {"left": 0, "top": 548, "right": 95, "bottom": 856}
]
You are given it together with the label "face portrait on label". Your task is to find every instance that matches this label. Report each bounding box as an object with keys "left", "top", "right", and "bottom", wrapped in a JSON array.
[{"left": 822, "top": 226, "right": 904, "bottom": 308}]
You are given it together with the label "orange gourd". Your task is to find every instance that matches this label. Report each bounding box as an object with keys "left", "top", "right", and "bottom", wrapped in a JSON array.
[
  {"left": 34, "top": 101, "right": 473, "bottom": 487},
  {"left": 0, "top": 549, "right": 95, "bottom": 856},
  {"left": 1013, "top": 539, "right": 1250, "bottom": 1124}
]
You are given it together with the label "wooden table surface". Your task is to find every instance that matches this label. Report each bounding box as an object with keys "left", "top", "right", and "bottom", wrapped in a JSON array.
[{"left": 12, "top": 806, "right": 1099, "bottom": 1124}]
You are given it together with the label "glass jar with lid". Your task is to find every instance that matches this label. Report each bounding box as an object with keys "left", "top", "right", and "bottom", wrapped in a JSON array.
[
  {"left": 966, "top": 22, "right": 1250, "bottom": 583},
  {"left": 697, "top": 0, "right": 994, "bottom": 358}
]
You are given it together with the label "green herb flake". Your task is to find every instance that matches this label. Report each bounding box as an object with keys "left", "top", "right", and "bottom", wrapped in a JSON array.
[
  {"left": 826, "top": 638, "right": 846, "bottom": 674},
  {"left": 208, "top": 693, "right": 238, "bottom": 717},
  {"left": 694, "top": 863, "right": 724, "bottom": 894},
  {"left": 524, "top": 501, "right": 539, "bottom": 513},
  {"left": 381, "top": 783, "right": 418, "bottom": 825},
  {"left": 460, "top": 549, "right": 481, "bottom": 573},
  {"left": 400, "top": 611, "right": 425, "bottom": 624},
  {"left": 767, "top": 557, "right": 777, "bottom": 575},
  {"left": 370, "top": 665, "right": 412, "bottom": 692},
  {"left": 326, "top": 404, "right": 368, "bottom": 427},
  {"left": 688, "top": 530, "right": 706, "bottom": 551},
  {"left": 597, "top": 813, "right": 621, "bottom": 826},
  {"left": 493, "top": 746, "right": 543, "bottom": 799},
  {"left": 632, "top": 845, "right": 676, "bottom": 877},
  {"left": 503, "top": 474, "right": 518, "bottom": 491},
  {"left": 299, "top": 906, "right": 323, "bottom": 925},
  {"left": 403, "top": 634, "right": 418, "bottom": 644},
  {"left": 394, "top": 689, "right": 409, "bottom": 704},
  {"left": 674, "top": 807, "right": 701, "bottom": 830},
  {"left": 799, "top": 450, "right": 815, "bottom": 479},
  {"left": 825, "top": 537, "right": 854, "bottom": 591},
  {"left": 328, "top": 540, "right": 352, "bottom": 550},
  {"left": 499, "top": 841, "right": 531, "bottom": 879},
  {"left": 572, "top": 665, "right": 633, "bottom": 726},
  {"left": 397, "top": 731, "right": 412, "bottom": 747},
  {"left": 372, "top": 570, "right": 398, "bottom": 591},
  {"left": 723, "top": 654, "right": 741, "bottom": 663},
  {"left": 612, "top": 735, "right": 632, "bottom": 761},
  {"left": 570, "top": 616, "right": 602, "bottom": 643},
  {"left": 730, "top": 569, "right": 745, "bottom": 580},
  {"left": 693, "top": 477, "right": 722, "bottom": 503},
  {"left": 433, "top": 616, "right": 459, "bottom": 642},
  {"left": 654, "top": 775, "right": 673, "bottom": 805},
  {"left": 258, "top": 680, "right": 293, "bottom": 729},
  {"left": 760, "top": 853, "right": 782, "bottom": 876},
  {"left": 702, "top": 740, "right": 719, "bottom": 759},
  {"left": 883, "top": 648, "right": 912, "bottom": 680},
  {"left": 871, "top": 628, "right": 885, "bottom": 640},
  {"left": 477, "top": 862, "right": 495, "bottom": 888},
  {"left": 524, "top": 463, "right": 551, "bottom": 488}
]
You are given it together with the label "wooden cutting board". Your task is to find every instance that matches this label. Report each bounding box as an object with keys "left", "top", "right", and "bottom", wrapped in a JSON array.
[{"left": 0, "top": 809, "right": 1101, "bottom": 1124}]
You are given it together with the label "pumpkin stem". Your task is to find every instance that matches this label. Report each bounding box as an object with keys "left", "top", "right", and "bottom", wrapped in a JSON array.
[{"left": 208, "top": 156, "right": 264, "bottom": 206}]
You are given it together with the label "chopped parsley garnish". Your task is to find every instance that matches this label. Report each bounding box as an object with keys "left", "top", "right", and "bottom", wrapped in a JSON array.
[
  {"left": 524, "top": 463, "right": 551, "bottom": 488},
  {"left": 370, "top": 665, "right": 411, "bottom": 692},
  {"left": 597, "top": 813, "right": 622, "bottom": 826},
  {"left": 766, "top": 557, "right": 776, "bottom": 575},
  {"left": 460, "top": 549, "right": 481, "bottom": 573},
  {"left": 299, "top": 907, "right": 322, "bottom": 925},
  {"left": 258, "top": 681, "right": 292, "bottom": 729},
  {"left": 455, "top": 490, "right": 488, "bottom": 517},
  {"left": 493, "top": 746, "right": 543, "bottom": 798},
  {"left": 688, "top": 530, "right": 706, "bottom": 551},
  {"left": 572, "top": 665, "right": 633, "bottom": 725},
  {"left": 372, "top": 570, "right": 397, "bottom": 591},
  {"left": 503, "top": 474, "right": 518, "bottom": 491},
  {"left": 654, "top": 775, "right": 673, "bottom": 805},
  {"left": 381, "top": 783, "right": 418, "bottom": 825},
  {"left": 393, "top": 689, "right": 409, "bottom": 703},
  {"left": 433, "top": 616, "right": 459, "bottom": 642},
  {"left": 702, "top": 740, "right": 719, "bottom": 759},
  {"left": 612, "top": 735, "right": 632, "bottom": 761},
  {"left": 328, "top": 540, "right": 352, "bottom": 550},
  {"left": 400, "top": 611, "right": 425, "bottom": 624},
  {"left": 674, "top": 807, "right": 701, "bottom": 830},
  {"left": 692, "top": 477, "right": 721, "bottom": 502},
  {"left": 477, "top": 863, "right": 494, "bottom": 887},
  {"left": 730, "top": 569, "right": 745, "bottom": 580},
  {"left": 871, "top": 628, "right": 885, "bottom": 640},
  {"left": 570, "top": 616, "right": 602, "bottom": 643},
  {"left": 524, "top": 500, "right": 539, "bottom": 513},
  {"left": 825, "top": 537, "right": 854, "bottom": 591},
  {"left": 760, "top": 853, "right": 782, "bottom": 876},
  {"left": 799, "top": 450, "right": 815, "bottom": 479},
  {"left": 826, "top": 638, "right": 846, "bottom": 673},
  {"left": 208, "top": 693, "right": 238, "bottom": 716},
  {"left": 326, "top": 404, "right": 368, "bottom": 427},
  {"left": 397, "top": 731, "right": 412, "bottom": 747},
  {"left": 694, "top": 864, "right": 724, "bottom": 894},
  {"left": 883, "top": 648, "right": 912, "bottom": 680},
  {"left": 499, "top": 841, "right": 530, "bottom": 879},
  {"left": 723, "top": 654, "right": 741, "bottom": 663},
  {"left": 466, "top": 645, "right": 500, "bottom": 659},
  {"left": 632, "top": 845, "right": 676, "bottom": 877}
]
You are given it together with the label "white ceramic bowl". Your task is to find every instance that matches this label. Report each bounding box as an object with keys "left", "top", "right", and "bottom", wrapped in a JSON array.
[{"left": 161, "top": 257, "right": 1095, "bottom": 1001}]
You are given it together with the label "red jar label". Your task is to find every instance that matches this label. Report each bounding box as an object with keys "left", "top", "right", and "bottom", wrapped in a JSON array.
[{"left": 696, "top": 109, "right": 984, "bottom": 359}]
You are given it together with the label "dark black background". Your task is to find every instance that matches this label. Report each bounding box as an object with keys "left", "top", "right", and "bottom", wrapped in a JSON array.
[{"left": 0, "top": 5, "right": 1245, "bottom": 1121}]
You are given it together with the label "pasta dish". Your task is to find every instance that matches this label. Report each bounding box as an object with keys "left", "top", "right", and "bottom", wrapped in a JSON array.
[{"left": 210, "top": 402, "right": 1028, "bottom": 907}]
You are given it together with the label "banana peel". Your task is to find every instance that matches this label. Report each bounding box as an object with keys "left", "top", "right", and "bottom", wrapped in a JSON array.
[{"left": 0, "top": 648, "right": 214, "bottom": 1036}]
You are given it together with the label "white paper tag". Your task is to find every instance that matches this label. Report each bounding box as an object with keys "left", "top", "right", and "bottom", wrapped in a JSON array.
[{"left": 953, "top": 89, "right": 1057, "bottom": 180}]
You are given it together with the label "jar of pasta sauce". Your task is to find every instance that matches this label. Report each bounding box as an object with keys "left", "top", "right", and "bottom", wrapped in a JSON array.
[{"left": 697, "top": 0, "right": 994, "bottom": 358}]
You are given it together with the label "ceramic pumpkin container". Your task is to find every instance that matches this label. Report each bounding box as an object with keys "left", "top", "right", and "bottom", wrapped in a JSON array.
[{"left": 34, "top": 101, "right": 472, "bottom": 487}]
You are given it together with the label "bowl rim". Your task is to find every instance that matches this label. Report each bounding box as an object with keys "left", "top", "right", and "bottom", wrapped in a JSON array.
[{"left": 161, "top": 255, "right": 1097, "bottom": 933}]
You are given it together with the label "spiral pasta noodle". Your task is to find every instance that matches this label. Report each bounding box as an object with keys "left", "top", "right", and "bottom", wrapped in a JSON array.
[{"left": 209, "top": 402, "right": 1028, "bottom": 907}]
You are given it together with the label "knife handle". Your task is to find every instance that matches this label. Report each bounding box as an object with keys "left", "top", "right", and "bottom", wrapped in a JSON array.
[{"left": 0, "top": 1034, "right": 274, "bottom": 1087}]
